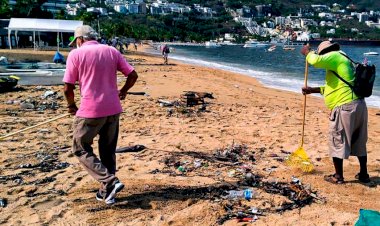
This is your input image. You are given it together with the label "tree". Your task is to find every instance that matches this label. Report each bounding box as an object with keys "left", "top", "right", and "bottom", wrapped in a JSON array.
[
  {"left": 0, "top": 0, "right": 11, "bottom": 18},
  {"left": 13, "top": 0, "right": 52, "bottom": 18}
]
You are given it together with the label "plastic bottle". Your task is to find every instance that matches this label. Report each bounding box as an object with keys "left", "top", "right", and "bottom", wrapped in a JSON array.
[{"left": 224, "top": 189, "right": 255, "bottom": 200}]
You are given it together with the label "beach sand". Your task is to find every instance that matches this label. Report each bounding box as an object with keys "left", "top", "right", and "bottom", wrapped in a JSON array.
[{"left": 0, "top": 48, "right": 379, "bottom": 226}]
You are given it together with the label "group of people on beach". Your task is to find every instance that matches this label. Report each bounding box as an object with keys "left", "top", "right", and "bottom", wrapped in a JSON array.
[
  {"left": 99, "top": 37, "right": 140, "bottom": 54},
  {"left": 62, "top": 25, "right": 370, "bottom": 205}
]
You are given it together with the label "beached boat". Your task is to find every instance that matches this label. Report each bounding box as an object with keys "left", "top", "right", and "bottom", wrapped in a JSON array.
[
  {"left": 363, "top": 51, "right": 379, "bottom": 56},
  {"left": 205, "top": 41, "right": 221, "bottom": 47},
  {"left": 243, "top": 40, "right": 270, "bottom": 48},
  {"left": 0, "top": 75, "right": 19, "bottom": 91}
]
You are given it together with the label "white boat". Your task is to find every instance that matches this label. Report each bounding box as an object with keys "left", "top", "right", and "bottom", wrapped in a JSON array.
[
  {"left": 243, "top": 40, "right": 270, "bottom": 48},
  {"left": 220, "top": 41, "right": 236, "bottom": 45},
  {"left": 363, "top": 52, "right": 379, "bottom": 56},
  {"left": 283, "top": 46, "right": 295, "bottom": 51},
  {"left": 205, "top": 41, "right": 221, "bottom": 47},
  {"left": 267, "top": 45, "right": 276, "bottom": 52}
]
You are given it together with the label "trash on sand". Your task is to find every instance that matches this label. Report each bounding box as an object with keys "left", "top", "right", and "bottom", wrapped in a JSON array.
[
  {"left": 355, "top": 209, "right": 380, "bottom": 226},
  {"left": 217, "top": 175, "right": 323, "bottom": 224},
  {"left": 157, "top": 91, "right": 214, "bottom": 116},
  {"left": 158, "top": 99, "right": 175, "bottom": 107},
  {"left": 177, "top": 165, "right": 186, "bottom": 172},
  {"left": 227, "top": 169, "right": 236, "bottom": 177},
  {"left": 43, "top": 90, "right": 56, "bottom": 99},
  {"left": 214, "top": 143, "right": 254, "bottom": 163},
  {"left": 115, "top": 145, "right": 146, "bottom": 153},
  {"left": 194, "top": 159, "right": 202, "bottom": 168},
  {"left": 180, "top": 91, "right": 214, "bottom": 107},
  {"left": 127, "top": 91, "right": 146, "bottom": 96},
  {"left": 0, "top": 198, "right": 7, "bottom": 208},
  {"left": 291, "top": 176, "right": 300, "bottom": 184},
  {"left": 223, "top": 189, "right": 254, "bottom": 201},
  {"left": 20, "top": 102, "right": 34, "bottom": 109}
]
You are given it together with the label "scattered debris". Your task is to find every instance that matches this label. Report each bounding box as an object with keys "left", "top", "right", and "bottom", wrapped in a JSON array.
[
  {"left": 42, "top": 90, "right": 56, "bottom": 99},
  {"left": 214, "top": 144, "right": 254, "bottom": 163},
  {"left": 181, "top": 91, "right": 214, "bottom": 107},
  {"left": 115, "top": 145, "right": 146, "bottom": 153},
  {"left": 157, "top": 91, "right": 215, "bottom": 116},
  {"left": 127, "top": 91, "right": 146, "bottom": 96},
  {"left": 0, "top": 198, "right": 7, "bottom": 208},
  {"left": 217, "top": 177, "right": 324, "bottom": 224},
  {"left": 223, "top": 188, "right": 255, "bottom": 200},
  {"left": 148, "top": 143, "right": 323, "bottom": 225}
]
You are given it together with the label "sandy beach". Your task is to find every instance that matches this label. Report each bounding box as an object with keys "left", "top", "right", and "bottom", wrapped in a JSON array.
[{"left": 0, "top": 48, "right": 379, "bottom": 226}]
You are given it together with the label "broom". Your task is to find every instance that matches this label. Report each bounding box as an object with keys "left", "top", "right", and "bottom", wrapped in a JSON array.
[
  {"left": 285, "top": 61, "right": 314, "bottom": 172},
  {"left": 0, "top": 113, "right": 71, "bottom": 141}
]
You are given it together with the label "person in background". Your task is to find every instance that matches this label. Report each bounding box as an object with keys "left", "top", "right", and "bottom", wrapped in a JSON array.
[
  {"left": 134, "top": 42, "right": 138, "bottom": 51},
  {"left": 300, "top": 41, "right": 370, "bottom": 184},
  {"left": 63, "top": 25, "right": 138, "bottom": 204},
  {"left": 161, "top": 44, "right": 170, "bottom": 65}
]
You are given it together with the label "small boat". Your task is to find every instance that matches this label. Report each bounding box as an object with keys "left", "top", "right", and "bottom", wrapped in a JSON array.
[
  {"left": 205, "top": 41, "right": 221, "bottom": 47},
  {"left": 267, "top": 45, "right": 276, "bottom": 52},
  {"left": 0, "top": 75, "right": 19, "bottom": 91},
  {"left": 363, "top": 52, "right": 379, "bottom": 56},
  {"left": 243, "top": 40, "right": 270, "bottom": 48},
  {"left": 283, "top": 46, "right": 295, "bottom": 51}
]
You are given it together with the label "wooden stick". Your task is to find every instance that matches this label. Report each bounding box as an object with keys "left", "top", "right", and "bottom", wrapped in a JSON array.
[
  {"left": 0, "top": 113, "right": 71, "bottom": 141},
  {"left": 301, "top": 61, "right": 309, "bottom": 147}
]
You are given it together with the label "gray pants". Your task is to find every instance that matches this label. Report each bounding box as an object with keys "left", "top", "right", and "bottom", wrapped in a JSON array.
[
  {"left": 329, "top": 99, "right": 368, "bottom": 159},
  {"left": 72, "top": 114, "right": 120, "bottom": 193}
]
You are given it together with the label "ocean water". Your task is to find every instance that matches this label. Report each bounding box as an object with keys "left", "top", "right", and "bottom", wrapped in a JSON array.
[{"left": 149, "top": 44, "right": 380, "bottom": 108}]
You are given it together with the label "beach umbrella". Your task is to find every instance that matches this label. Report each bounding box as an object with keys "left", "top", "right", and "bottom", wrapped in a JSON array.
[{"left": 285, "top": 61, "right": 314, "bottom": 172}]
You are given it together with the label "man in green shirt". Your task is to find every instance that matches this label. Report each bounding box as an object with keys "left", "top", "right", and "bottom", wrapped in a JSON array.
[{"left": 301, "top": 41, "right": 370, "bottom": 184}]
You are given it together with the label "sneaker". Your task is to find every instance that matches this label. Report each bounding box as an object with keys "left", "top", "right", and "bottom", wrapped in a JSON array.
[
  {"left": 96, "top": 191, "right": 116, "bottom": 205},
  {"left": 95, "top": 191, "right": 103, "bottom": 201},
  {"left": 104, "top": 179, "right": 124, "bottom": 204}
]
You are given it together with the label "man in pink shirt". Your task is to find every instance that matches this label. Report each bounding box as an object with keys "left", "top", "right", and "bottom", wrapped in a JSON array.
[{"left": 63, "top": 25, "right": 138, "bottom": 205}]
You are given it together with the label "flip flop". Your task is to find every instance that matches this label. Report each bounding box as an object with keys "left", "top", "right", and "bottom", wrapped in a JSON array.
[
  {"left": 355, "top": 173, "right": 371, "bottom": 183},
  {"left": 324, "top": 174, "right": 344, "bottom": 184}
]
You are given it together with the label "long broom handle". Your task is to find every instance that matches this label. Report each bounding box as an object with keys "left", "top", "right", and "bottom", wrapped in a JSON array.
[
  {"left": 0, "top": 113, "right": 71, "bottom": 141},
  {"left": 301, "top": 61, "right": 309, "bottom": 147}
]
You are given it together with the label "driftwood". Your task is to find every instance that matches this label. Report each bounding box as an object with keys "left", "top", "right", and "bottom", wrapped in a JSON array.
[
  {"left": 127, "top": 91, "right": 146, "bottom": 95},
  {"left": 116, "top": 145, "right": 146, "bottom": 153}
]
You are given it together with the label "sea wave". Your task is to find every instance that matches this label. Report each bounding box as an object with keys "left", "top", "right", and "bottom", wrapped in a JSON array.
[{"left": 146, "top": 48, "right": 380, "bottom": 108}]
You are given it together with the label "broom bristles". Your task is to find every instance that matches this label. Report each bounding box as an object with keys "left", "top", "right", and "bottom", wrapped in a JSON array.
[{"left": 286, "top": 147, "right": 314, "bottom": 172}]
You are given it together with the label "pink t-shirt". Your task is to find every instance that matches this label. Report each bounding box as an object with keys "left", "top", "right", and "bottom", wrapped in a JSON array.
[{"left": 63, "top": 41, "right": 134, "bottom": 118}]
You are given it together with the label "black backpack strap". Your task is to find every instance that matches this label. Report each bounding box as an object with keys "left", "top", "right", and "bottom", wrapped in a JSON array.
[
  {"left": 330, "top": 70, "right": 354, "bottom": 89},
  {"left": 339, "top": 52, "right": 359, "bottom": 64}
]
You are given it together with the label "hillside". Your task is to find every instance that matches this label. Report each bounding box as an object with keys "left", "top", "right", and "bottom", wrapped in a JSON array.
[{"left": 170, "top": 0, "right": 380, "bottom": 12}]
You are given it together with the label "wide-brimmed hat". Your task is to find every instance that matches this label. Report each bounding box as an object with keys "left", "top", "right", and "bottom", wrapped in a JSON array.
[
  {"left": 69, "top": 25, "right": 98, "bottom": 46},
  {"left": 317, "top": 41, "right": 340, "bottom": 54}
]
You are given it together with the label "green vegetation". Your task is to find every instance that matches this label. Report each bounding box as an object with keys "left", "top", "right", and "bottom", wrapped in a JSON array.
[{"left": 78, "top": 9, "right": 248, "bottom": 42}]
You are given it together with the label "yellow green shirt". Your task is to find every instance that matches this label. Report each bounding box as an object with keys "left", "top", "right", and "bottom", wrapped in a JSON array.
[{"left": 306, "top": 51, "right": 359, "bottom": 110}]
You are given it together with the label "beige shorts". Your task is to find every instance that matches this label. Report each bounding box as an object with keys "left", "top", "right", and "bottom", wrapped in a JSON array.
[{"left": 329, "top": 99, "right": 368, "bottom": 159}]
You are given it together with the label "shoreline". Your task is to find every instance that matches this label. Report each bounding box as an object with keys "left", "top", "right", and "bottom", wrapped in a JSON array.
[{"left": 142, "top": 44, "right": 380, "bottom": 110}]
